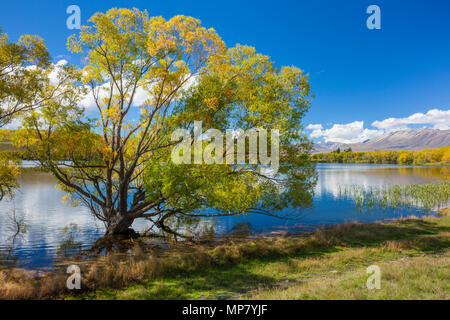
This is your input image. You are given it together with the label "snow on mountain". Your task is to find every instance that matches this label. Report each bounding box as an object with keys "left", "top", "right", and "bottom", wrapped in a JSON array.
[{"left": 313, "top": 128, "right": 450, "bottom": 153}]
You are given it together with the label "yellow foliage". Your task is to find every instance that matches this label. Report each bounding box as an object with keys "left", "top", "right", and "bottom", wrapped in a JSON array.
[{"left": 313, "top": 146, "right": 450, "bottom": 165}]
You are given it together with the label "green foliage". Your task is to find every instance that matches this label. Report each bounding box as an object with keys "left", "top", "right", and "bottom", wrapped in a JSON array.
[
  {"left": 0, "top": 31, "right": 50, "bottom": 126},
  {"left": 0, "top": 30, "right": 53, "bottom": 199},
  {"left": 15, "top": 8, "right": 316, "bottom": 235},
  {"left": 142, "top": 42, "right": 317, "bottom": 219}
]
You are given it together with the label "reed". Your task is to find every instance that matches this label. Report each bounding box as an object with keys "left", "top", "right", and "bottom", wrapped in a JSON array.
[{"left": 338, "top": 182, "right": 450, "bottom": 213}]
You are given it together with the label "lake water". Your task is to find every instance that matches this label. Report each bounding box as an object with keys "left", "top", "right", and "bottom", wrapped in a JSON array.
[{"left": 0, "top": 163, "right": 448, "bottom": 270}]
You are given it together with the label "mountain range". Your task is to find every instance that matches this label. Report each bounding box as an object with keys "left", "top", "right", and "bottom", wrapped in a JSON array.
[{"left": 313, "top": 128, "right": 450, "bottom": 153}]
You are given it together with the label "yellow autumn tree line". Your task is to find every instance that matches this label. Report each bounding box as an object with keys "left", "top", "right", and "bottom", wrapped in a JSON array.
[{"left": 311, "top": 146, "right": 450, "bottom": 165}]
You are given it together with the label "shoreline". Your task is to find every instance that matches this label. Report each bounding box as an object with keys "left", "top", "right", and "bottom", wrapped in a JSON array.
[
  {"left": 1, "top": 210, "right": 449, "bottom": 300},
  {"left": 311, "top": 161, "right": 450, "bottom": 167}
]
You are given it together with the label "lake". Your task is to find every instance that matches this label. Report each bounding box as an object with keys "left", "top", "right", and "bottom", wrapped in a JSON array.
[{"left": 0, "top": 163, "right": 448, "bottom": 270}]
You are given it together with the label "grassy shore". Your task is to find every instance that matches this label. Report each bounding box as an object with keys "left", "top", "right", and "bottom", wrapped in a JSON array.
[
  {"left": 1, "top": 211, "right": 449, "bottom": 300},
  {"left": 77, "top": 212, "right": 449, "bottom": 300}
]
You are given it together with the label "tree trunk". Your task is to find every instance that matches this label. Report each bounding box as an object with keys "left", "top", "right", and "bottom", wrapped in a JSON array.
[{"left": 105, "top": 215, "right": 137, "bottom": 237}]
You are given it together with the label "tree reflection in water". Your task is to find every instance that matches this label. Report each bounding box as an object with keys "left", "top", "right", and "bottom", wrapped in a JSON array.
[{"left": 0, "top": 204, "right": 28, "bottom": 270}]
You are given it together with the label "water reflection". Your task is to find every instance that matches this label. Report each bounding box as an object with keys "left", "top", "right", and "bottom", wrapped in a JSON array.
[
  {"left": 315, "top": 164, "right": 448, "bottom": 198},
  {"left": 0, "top": 164, "right": 447, "bottom": 270},
  {"left": 0, "top": 206, "right": 28, "bottom": 268}
]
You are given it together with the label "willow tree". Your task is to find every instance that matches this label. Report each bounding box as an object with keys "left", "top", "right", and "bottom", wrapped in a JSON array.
[
  {"left": 0, "top": 30, "right": 59, "bottom": 199},
  {"left": 16, "top": 8, "right": 315, "bottom": 237}
]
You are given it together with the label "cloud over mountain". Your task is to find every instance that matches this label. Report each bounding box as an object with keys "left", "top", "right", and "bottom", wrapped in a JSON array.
[
  {"left": 307, "top": 108, "right": 450, "bottom": 144},
  {"left": 312, "top": 128, "right": 450, "bottom": 153},
  {"left": 306, "top": 121, "right": 382, "bottom": 144},
  {"left": 371, "top": 109, "right": 450, "bottom": 131}
]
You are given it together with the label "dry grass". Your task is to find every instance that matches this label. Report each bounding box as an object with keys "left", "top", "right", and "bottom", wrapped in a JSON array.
[
  {"left": 438, "top": 207, "right": 450, "bottom": 216},
  {"left": 0, "top": 269, "right": 67, "bottom": 299}
]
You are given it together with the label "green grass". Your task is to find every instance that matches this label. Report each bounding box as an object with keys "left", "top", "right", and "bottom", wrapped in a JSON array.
[
  {"left": 249, "top": 250, "right": 449, "bottom": 299},
  {"left": 73, "top": 214, "right": 450, "bottom": 300},
  {"left": 419, "top": 162, "right": 450, "bottom": 167}
]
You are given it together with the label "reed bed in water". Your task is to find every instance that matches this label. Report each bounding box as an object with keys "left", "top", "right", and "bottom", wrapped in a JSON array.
[{"left": 338, "top": 182, "right": 450, "bottom": 213}]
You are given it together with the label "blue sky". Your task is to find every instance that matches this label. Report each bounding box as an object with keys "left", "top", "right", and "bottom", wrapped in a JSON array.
[{"left": 1, "top": 0, "right": 449, "bottom": 142}]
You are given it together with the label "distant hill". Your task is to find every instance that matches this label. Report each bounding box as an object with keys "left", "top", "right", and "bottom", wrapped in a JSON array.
[{"left": 313, "top": 128, "right": 450, "bottom": 153}]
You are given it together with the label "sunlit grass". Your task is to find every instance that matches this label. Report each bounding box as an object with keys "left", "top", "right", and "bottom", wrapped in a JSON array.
[
  {"left": 248, "top": 250, "right": 450, "bottom": 300},
  {"left": 78, "top": 214, "right": 450, "bottom": 300}
]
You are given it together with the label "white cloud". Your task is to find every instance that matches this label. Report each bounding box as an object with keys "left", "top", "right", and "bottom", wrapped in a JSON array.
[
  {"left": 3, "top": 57, "right": 200, "bottom": 123},
  {"left": 48, "top": 59, "right": 68, "bottom": 84},
  {"left": 307, "top": 108, "right": 449, "bottom": 144},
  {"left": 78, "top": 81, "right": 149, "bottom": 113},
  {"left": 80, "top": 73, "right": 198, "bottom": 114},
  {"left": 2, "top": 117, "right": 21, "bottom": 130},
  {"left": 371, "top": 108, "right": 450, "bottom": 131},
  {"left": 306, "top": 121, "right": 382, "bottom": 144},
  {"left": 305, "top": 124, "right": 323, "bottom": 131},
  {"left": 1, "top": 60, "right": 69, "bottom": 129}
]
